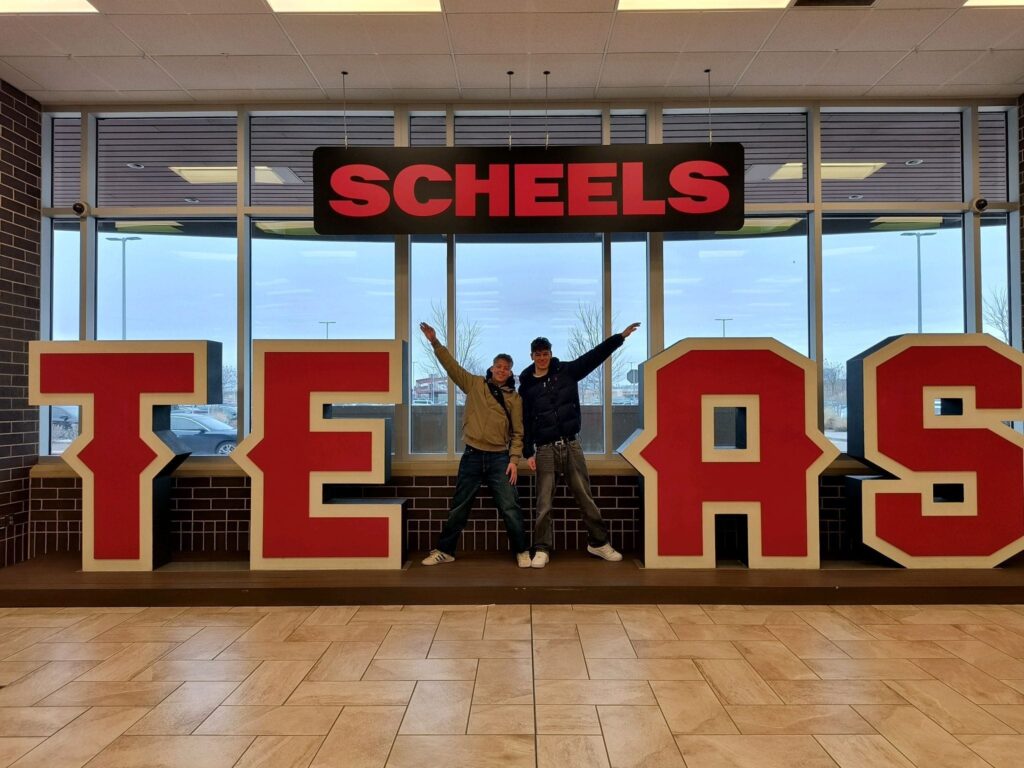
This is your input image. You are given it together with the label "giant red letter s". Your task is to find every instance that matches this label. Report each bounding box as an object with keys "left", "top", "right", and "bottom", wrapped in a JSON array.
[
  {"left": 29, "top": 341, "right": 220, "bottom": 571},
  {"left": 848, "top": 334, "right": 1024, "bottom": 568},
  {"left": 620, "top": 339, "right": 838, "bottom": 568},
  {"left": 233, "top": 341, "right": 406, "bottom": 570}
]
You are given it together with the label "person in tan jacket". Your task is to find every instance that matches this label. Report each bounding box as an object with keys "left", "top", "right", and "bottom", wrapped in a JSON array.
[{"left": 418, "top": 321, "right": 531, "bottom": 568}]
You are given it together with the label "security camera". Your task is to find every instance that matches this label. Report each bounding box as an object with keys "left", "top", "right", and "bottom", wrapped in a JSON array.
[
  {"left": 971, "top": 197, "right": 989, "bottom": 213},
  {"left": 71, "top": 201, "right": 89, "bottom": 217}
]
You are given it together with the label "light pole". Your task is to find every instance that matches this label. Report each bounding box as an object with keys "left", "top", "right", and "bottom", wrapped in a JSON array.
[
  {"left": 714, "top": 317, "right": 733, "bottom": 337},
  {"left": 901, "top": 231, "right": 936, "bottom": 333},
  {"left": 106, "top": 236, "right": 140, "bottom": 339},
  {"left": 318, "top": 320, "right": 336, "bottom": 339}
]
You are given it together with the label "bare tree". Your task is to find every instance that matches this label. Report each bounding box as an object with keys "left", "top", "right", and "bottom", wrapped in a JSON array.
[
  {"left": 221, "top": 364, "right": 238, "bottom": 404},
  {"left": 822, "top": 358, "right": 847, "bottom": 430},
  {"left": 566, "top": 302, "right": 627, "bottom": 405},
  {"left": 416, "top": 301, "right": 485, "bottom": 392},
  {"left": 983, "top": 287, "right": 1010, "bottom": 343}
]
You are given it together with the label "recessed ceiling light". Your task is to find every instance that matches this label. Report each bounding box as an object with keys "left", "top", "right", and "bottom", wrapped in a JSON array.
[
  {"left": 848, "top": 194, "right": 864, "bottom": 200},
  {"left": 904, "top": 159, "right": 924, "bottom": 167},
  {"left": 184, "top": 197, "right": 200, "bottom": 204},
  {"left": 126, "top": 163, "right": 145, "bottom": 170},
  {"left": 268, "top": 0, "right": 442, "bottom": 11},
  {"left": 0, "top": 1, "right": 97, "bottom": 11},
  {"left": 619, "top": 0, "right": 790, "bottom": 9}
]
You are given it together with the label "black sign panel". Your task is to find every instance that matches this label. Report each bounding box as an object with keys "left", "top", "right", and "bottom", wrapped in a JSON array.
[{"left": 313, "top": 143, "right": 744, "bottom": 235}]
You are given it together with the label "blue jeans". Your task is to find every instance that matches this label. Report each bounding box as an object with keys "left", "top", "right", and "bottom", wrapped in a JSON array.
[{"left": 436, "top": 446, "right": 528, "bottom": 556}]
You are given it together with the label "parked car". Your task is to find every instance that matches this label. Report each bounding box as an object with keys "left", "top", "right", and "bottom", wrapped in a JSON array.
[{"left": 170, "top": 413, "right": 236, "bottom": 456}]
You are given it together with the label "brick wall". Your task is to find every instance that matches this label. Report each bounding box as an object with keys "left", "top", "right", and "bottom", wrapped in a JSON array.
[{"left": 0, "top": 80, "right": 41, "bottom": 568}]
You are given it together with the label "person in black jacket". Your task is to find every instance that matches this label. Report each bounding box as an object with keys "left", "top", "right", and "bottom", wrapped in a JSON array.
[{"left": 519, "top": 322, "right": 641, "bottom": 568}]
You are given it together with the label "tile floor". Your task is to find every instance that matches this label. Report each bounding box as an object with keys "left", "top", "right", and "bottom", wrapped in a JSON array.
[{"left": 1, "top": 604, "right": 1024, "bottom": 767}]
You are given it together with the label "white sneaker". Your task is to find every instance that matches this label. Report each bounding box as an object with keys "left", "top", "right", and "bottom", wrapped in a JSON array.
[
  {"left": 587, "top": 543, "right": 623, "bottom": 562},
  {"left": 516, "top": 551, "right": 532, "bottom": 568},
  {"left": 531, "top": 550, "right": 549, "bottom": 569},
  {"left": 421, "top": 549, "right": 455, "bottom": 566}
]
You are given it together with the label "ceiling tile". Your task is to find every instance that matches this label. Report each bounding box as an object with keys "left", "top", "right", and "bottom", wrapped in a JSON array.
[
  {"left": 738, "top": 52, "right": 833, "bottom": 86},
  {"left": 607, "top": 12, "right": 693, "bottom": 53},
  {"left": 763, "top": 9, "right": 870, "bottom": 52},
  {"left": 593, "top": 85, "right": 668, "bottom": 100},
  {"left": 600, "top": 53, "right": 679, "bottom": 89},
  {"left": 838, "top": 10, "right": 955, "bottom": 52},
  {"left": 360, "top": 14, "right": 453, "bottom": 55},
  {"left": 919, "top": 9, "right": 1024, "bottom": 51},
  {"left": 454, "top": 54, "right": 603, "bottom": 89},
  {"left": 382, "top": 88, "right": 462, "bottom": 101},
  {"left": 0, "top": 18, "right": 66, "bottom": 57},
  {"left": 303, "top": 54, "right": 390, "bottom": 89},
  {"left": 866, "top": 84, "right": 956, "bottom": 98},
  {"left": 82, "top": 56, "right": 183, "bottom": 91},
  {"left": 666, "top": 52, "right": 755, "bottom": 87},
  {"left": 109, "top": 89, "right": 195, "bottom": 102},
  {"left": 110, "top": 14, "right": 296, "bottom": 56},
  {"left": 806, "top": 51, "right": 907, "bottom": 87},
  {"left": 23, "top": 15, "right": 142, "bottom": 57},
  {"left": 156, "top": 55, "right": 319, "bottom": 90},
  {"left": 30, "top": 90, "right": 132, "bottom": 104},
  {"left": 0, "top": 58, "right": 42, "bottom": 93},
  {"left": 447, "top": 12, "right": 613, "bottom": 55},
  {"left": 444, "top": 0, "right": 615, "bottom": 11},
  {"left": 877, "top": 50, "right": 984, "bottom": 85},
  {"left": 376, "top": 55, "right": 458, "bottom": 89},
  {"left": 946, "top": 50, "right": 1024, "bottom": 85},
  {"left": 940, "top": 83, "right": 1023, "bottom": 97},
  {"left": 322, "top": 87, "right": 409, "bottom": 101},
  {"left": 273, "top": 14, "right": 377, "bottom": 55},
  {"left": 451, "top": 54, "right": 525, "bottom": 88},
  {"left": 680, "top": 11, "right": 783, "bottom": 53},
  {"left": 798, "top": 85, "right": 872, "bottom": 98},
  {"left": 1, "top": 56, "right": 110, "bottom": 91},
  {"left": 189, "top": 88, "right": 326, "bottom": 102},
  {"left": 92, "top": 0, "right": 270, "bottom": 13}
]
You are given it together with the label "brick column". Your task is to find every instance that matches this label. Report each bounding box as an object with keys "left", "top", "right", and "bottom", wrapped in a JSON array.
[{"left": 0, "top": 80, "right": 41, "bottom": 567}]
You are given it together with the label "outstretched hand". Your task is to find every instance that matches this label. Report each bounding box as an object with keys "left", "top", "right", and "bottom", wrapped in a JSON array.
[
  {"left": 620, "top": 322, "right": 641, "bottom": 339},
  {"left": 419, "top": 322, "right": 437, "bottom": 343}
]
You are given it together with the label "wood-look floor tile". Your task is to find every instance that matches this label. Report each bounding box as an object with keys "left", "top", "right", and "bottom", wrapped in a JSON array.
[
  {"left": 532, "top": 624, "right": 580, "bottom": 639},
  {"left": 287, "top": 625, "right": 391, "bottom": 643},
  {"left": 708, "top": 610, "right": 807, "bottom": 627},
  {"left": 587, "top": 658, "right": 702, "bottom": 681},
  {"left": 695, "top": 660, "right": 782, "bottom": 705},
  {"left": 466, "top": 704, "right": 534, "bottom": 734},
  {"left": 231, "top": 735, "right": 322, "bottom": 768},
  {"left": 769, "top": 680, "right": 907, "bottom": 705},
  {"left": 724, "top": 705, "right": 874, "bottom": 735},
  {"left": 44, "top": 614, "right": 132, "bottom": 644},
  {"left": 363, "top": 658, "right": 477, "bottom": 681},
  {"left": 959, "top": 625, "right": 1024, "bottom": 657},
  {"left": 119, "top": 608, "right": 187, "bottom": 626},
  {"left": 866, "top": 625, "right": 972, "bottom": 642},
  {"left": 483, "top": 605, "right": 531, "bottom": 641},
  {"left": 126, "top": 681, "right": 239, "bottom": 735},
  {"left": 6, "top": 643, "right": 127, "bottom": 662},
  {"left": 0, "top": 614, "right": 87, "bottom": 629},
  {"left": 92, "top": 627, "right": 201, "bottom": 644},
  {"left": 0, "top": 707, "right": 85, "bottom": 737},
  {"left": 533, "top": 639, "right": 589, "bottom": 680},
  {"left": 814, "top": 734, "right": 915, "bottom": 768},
  {"left": 299, "top": 607, "right": 358, "bottom": 627},
  {"left": 310, "top": 705, "right": 403, "bottom": 768},
  {"left": 885, "top": 678, "right": 1016, "bottom": 734},
  {"left": 351, "top": 607, "right": 441, "bottom": 625},
  {"left": 163, "top": 627, "right": 247, "bottom": 662},
  {"left": 896, "top": 608, "right": 987, "bottom": 625},
  {"left": 224, "top": 660, "right": 312, "bottom": 706},
  {"left": 0, "top": 661, "right": 97, "bottom": 706},
  {"left": 983, "top": 704, "right": 1024, "bottom": 731},
  {"left": 937, "top": 640, "right": 1024, "bottom": 678},
  {"left": 217, "top": 641, "right": 330, "bottom": 661},
  {"left": 78, "top": 643, "right": 176, "bottom": 682},
  {"left": 532, "top": 606, "right": 615, "bottom": 625},
  {"left": 671, "top": 625, "right": 775, "bottom": 642},
  {"left": 537, "top": 735, "right": 610, "bottom": 768},
  {"left": 286, "top": 680, "right": 414, "bottom": 706},
  {"left": 534, "top": 680, "right": 656, "bottom": 705},
  {"left": 39, "top": 681, "right": 180, "bottom": 707},
  {"left": 802, "top": 658, "right": 932, "bottom": 680},
  {"left": 0, "top": 629, "right": 63, "bottom": 661},
  {"left": 472, "top": 658, "right": 533, "bottom": 706},
  {"left": 831, "top": 606, "right": 900, "bottom": 625},
  {"left": 766, "top": 626, "right": 849, "bottom": 660},
  {"left": 598, "top": 705, "right": 685, "bottom": 768},
  {"left": 0, "top": 662, "right": 45, "bottom": 686},
  {"left": 658, "top": 606, "right": 712, "bottom": 625},
  {"left": 796, "top": 613, "right": 875, "bottom": 643},
  {"left": 619, "top": 609, "right": 677, "bottom": 641},
  {"left": 239, "top": 611, "right": 312, "bottom": 643},
  {"left": 165, "top": 611, "right": 259, "bottom": 629},
  {"left": 3, "top": 706, "right": 149, "bottom": 768},
  {"left": 399, "top": 680, "right": 473, "bottom": 735},
  {"left": 854, "top": 705, "right": 990, "bottom": 768},
  {"left": 133, "top": 660, "right": 260, "bottom": 683},
  {"left": 373, "top": 625, "right": 436, "bottom": 660},
  {"left": 0, "top": 737, "right": 44, "bottom": 768},
  {"left": 833, "top": 640, "right": 951, "bottom": 659},
  {"left": 912, "top": 658, "right": 1024, "bottom": 704},
  {"left": 83, "top": 734, "right": 255, "bottom": 768},
  {"left": 675, "top": 735, "right": 839, "bottom": 768},
  {"left": 535, "top": 705, "right": 601, "bottom": 734},
  {"left": 194, "top": 706, "right": 341, "bottom": 736},
  {"left": 734, "top": 641, "right": 817, "bottom": 680},
  {"left": 959, "top": 734, "right": 1024, "bottom": 768},
  {"left": 632, "top": 641, "right": 740, "bottom": 659},
  {"left": 306, "top": 642, "right": 378, "bottom": 682},
  {"left": 650, "top": 681, "right": 737, "bottom": 735},
  {"left": 433, "top": 610, "right": 485, "bottom": 642},
  {"left": 577, "top": 624, "right": 636, "bottom": 659},
  {"left": 427, "top": 641, "right": 530, "bottom": 659},
  {"left": 385, "top": 734, "right": 534, "bottom": 768}
]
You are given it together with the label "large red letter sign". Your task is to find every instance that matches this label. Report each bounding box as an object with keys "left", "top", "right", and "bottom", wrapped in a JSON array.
[
  {"left": 232, "top": 341, "right": 406, "bottom": 570},
  {"left": 621, "top": 339, "right": 838, "bottom": 568},
  {"left": 29, "top": 341, "right": 221, "bottom": 571},
  {"left": 848, "top": 334, "right": 1024, "bottom": 568}
]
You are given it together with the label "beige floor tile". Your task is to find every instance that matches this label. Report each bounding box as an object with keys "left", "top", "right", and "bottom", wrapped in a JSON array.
[
  {"left": 287, "top": 625, "right": 391, "bottom": 643},
  {"left": 224, "top": 660, "right": 312, "bottom": 706},
  {"left": 938, "top": 640, "right": 1024, "bottom": 678},
  {"left": 44, "top": 614, "right": 132, "bottom": 644},
  {"left": 162, "top": 627, "right": 247, "bottom": 662},
  {"left": 299, "top": 607, "right": 358, "bottom": 627},
  {"left": 165, "top": 611, "right": 259, "bottom": 629},
  {"left": 796, "top": 613, "right": 876, "bottom": 643},
  {"left": 632, "top": 640, "right": 740, "bottom": 659},
  {"left": 483, "top": 605, "right": 531, "bottom": 641},
  {"left": 126, "top": 681, "right": 239, "bottom": 735},
  {"left": 385, "top": 734, "right": 534, "bottom": 768},
  {"left": 535, "top": 705, "right": 602, "bottom": 734},
  {"left": 306, "top": 641, "right": 378, "bottom": 682},
  {"left": 0, "top": 629, "right": 64, "bottom": 661},
  {"left": 532, "top": 624, "right": 580, "bottom": 639},
  {"left": 119, "top": 608, "right": 188, "bottom": 626},
  {"left": 427, "top": 641, "right": 530, "bottom": 659},
  {"left": 984, "top": 704, "right": 1024, "bottom": 730},
  {"left": 598, "top": 705, "right": 685, "bottom": 767},
  {"left": 472, "top": 658, "right": 533, "bottom": 706},
  {"left": 769, "top": 680, "right": 907, "bottom": 705},
  {"left": 766, "top": 626, "right": 849, "bottom": 660},
  {"left": 695, "top": 660, "right": 782, "bottom": 705},
  {"left": 0, "top": 662, "right": 45, "bottom": 687},
  {"left": 310, "top": 705, "right": 403, "bottom": 768},
  {"left": 537, "top": 735, "right": 610, "bottom": 768},
  {"left": 399, "top": 680, "right": 473, "bottom": 735},
  {"left": 84, "top": 734, "right": 255, "bottom": 768},
  {"left": 535, "top": 679, "right": 656, "bottom": 705},
  {"left": 133, "top": 660, "right": 259, "bottom": 682},
  {"left": 217, "top": 641, "right": 330, "bottom": 661},
  {"left": 854, "top": 705, "right": 990, "bottom": 768},
  {"left": 658, "top": 606, "right": 712, "bottom": 625},
  {"left": 913, "top": 658, "right": 1024, "bottom": 704},
  {"left": 234, "top": 735, "right": 323, "bottom": 768},
  {"left": 959, "top": 734, "right": 1024, "bottom": 768},
  {"left": 532, "top": 605, "right": 615, "bottom": 625},
  {"left": 803, "top": 658, "right": 932, "bottom": 680},
  {"left": 373, "top": 625, "right": 436, "bottom": 660},
  {"left": 734, "top": 641, "right": 818, "bottom": 680},
  {"left": 897, "top": 609, "right": 987, "bottom": 625},
  {"left": 39, "top": 680, "right": 180, "bottom": 707},
  {"left": 833, "top": 640, "right": 952, "bottom": 659},
  {"left": 433, "top": 610, "right": 485, "bottom": 642},
  {"left": 533, "top": 639, "right": 589, "bottom": 680},
  {"left": 587, "top": 658, "right": 702, "bottom": 681},
  {"left": 78, "top": 643, "right": 176, "bottom": 682},
  {"left": 4, "top": 706, "right": 149, "bottom": 768},
  {"left": 708, "top": 610, "right": 807, "bottom": 627},
  {"left": 831, "top": 606, "right": 901, "bottom": 625},
  {"left": 885, "top": 678, "right": 1015, "bottom": 734},
  {"left": 194, "top": 706, "right": 341, "bottom": 736},
  {"left": 351, "top": 607, "right": 441, "bottom": 625},
  {"left": 0, "top": 614, "right": 87, "bottom": 629},
  {"left": 238, "top": 611, "right": 312, "bottom": 643},
  {"left": 959, "top": 625, "right": 1024, "bottom": 657},
  {"left": 0, "top": 737, "right": 44, "bottom": 768},
  {"left": 466, "top": 704, "right": 534, "bottom": 734},
  {"left": 286, "top": 681, "right": 415, "bottom": 706},
  {"left": 724, "top": 705, "right": 874, "bottom": 735},
  {"left": 363, "top": 658, "right": 476, "bottom": 681},
  {"left": 0, "top": 707, "right": 86, "bottom": 737},
  {"left": 0, "top": 661, "right": 98, "bottom": 706},
  {"left": 577, "top": 624, "right": 636, "bottom": 659},
  {"left": 676, "top": 734, "right": 839, "bottom": 768},
  {"left": 620, "top": 610, "right": 677, "bottom": 641},
  {"left": 6, "top": 643, "right": 127, "bottom": 662},
  {"left": 671, "top": 625, "right": 775, "bottom": 642},
  {"left": 650, "top": 681, "right": 737, "bottom": 735},
  {"left": 867, "top": 625, "right": 972, "bottom": 642},
  {"left": 92, "top": 627, "right": 201, "bottom": 644},
  {"left": 815, "top": 734, "right": 915, "bottom": 768}
]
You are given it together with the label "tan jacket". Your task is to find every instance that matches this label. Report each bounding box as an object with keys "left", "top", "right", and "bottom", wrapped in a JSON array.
[{"left": 432, "top": 342, "right": 523, "bottom": 460}]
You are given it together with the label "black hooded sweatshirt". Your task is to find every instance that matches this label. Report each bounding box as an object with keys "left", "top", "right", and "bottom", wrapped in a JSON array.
[{"left": 518, "top": 333, "right": 624, "bottom": 459}]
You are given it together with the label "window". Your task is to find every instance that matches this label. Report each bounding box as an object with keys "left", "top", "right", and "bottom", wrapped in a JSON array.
[
  {"left": 410, "top": 235, "right": 448, "bottom": 453},
  {"left": 981, "top": 214, "right": 1010, "bottom": 343},
  {"left": 611, "top": 233, "right": 647, "bottom": 451},
  {"left": 51, "top": 116, "right": 80, "bottom": 208},
  {"left": 48, "top": 221, "right": 80, "bottom": 455}
]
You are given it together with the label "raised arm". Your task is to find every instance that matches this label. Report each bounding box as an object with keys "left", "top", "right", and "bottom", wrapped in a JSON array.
[
  {"left": 419, "top": 321, "right": 476, "bottom": 394},
  {"left": 564, "top": 322, "right": 641, "bottom": 381}
]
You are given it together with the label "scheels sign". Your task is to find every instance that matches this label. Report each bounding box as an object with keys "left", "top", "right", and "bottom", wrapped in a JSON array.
[
  {"left": 312, "top": 144, "right": 745, "bottom": 234},
  {"left": 29, "top": 333, "right": 1024, "bottom": 573}
]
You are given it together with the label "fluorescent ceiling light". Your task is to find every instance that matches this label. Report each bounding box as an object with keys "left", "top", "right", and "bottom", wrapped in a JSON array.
[
  {"left": 169, "top": 166, "right": 302, "bottom": 185},
  {"left": 821, "top": 162, "right": 886, "bottom": 181},
  {"left": 618, "top": 0, "right": 790, "bottom": 9},
  {"left": 870, "top": 216, "right": 943, "bottom": 231},
  {"left": 0, "top": 1, "right": 97, "bottom": 11},
  {"left": 717, "top": 218, "right": 801, "bottom": 236},
  {"left": 747, "top": 162, "right": 886, "bottom": 182},
  {"left": 268, "top": 0, "right": 441, "bottom": 11}
]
